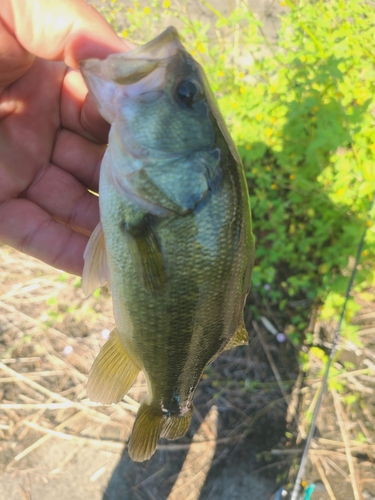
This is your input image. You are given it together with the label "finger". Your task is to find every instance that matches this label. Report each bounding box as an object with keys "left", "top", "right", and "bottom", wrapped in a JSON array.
[
  {"left": 60, "top": 69, "right": 110, "bottom": 143},
  {"left": 81, "top": 91, "right": 111, "bottom": 143},
  {"left": 0, "top": 198, "right": 89, "bottom": 275},
  {"left": 0, "top": 15, "right": 35, "bottom": 90},
  {"left": 25, "top": 164, "right": 100, "bottom": 236},
  {"left": 3, "top": 0, "right": 130, "bottom": 69},
  {"left": 51, "top": 128, "right": 105, "bottom": 192},
  {"left": 0, "top": 58, "right": 65, "bottom": 198}
]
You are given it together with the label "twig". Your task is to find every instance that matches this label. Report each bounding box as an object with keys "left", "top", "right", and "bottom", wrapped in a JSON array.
[
  {"left": 252, "top": 321, "right": 291, "bottom": 404},
  {"left": 316, "top": 437, "right": 373, "bottom": 449},
  {"left": 0, "top": 371, "right": 66, "bottom": 382},
  {"left": 16, "top": 395, "right": 55, "bottom": 442},
  {"left": 90, "top": 464, "right": 108, "bottom": 482},
  {"left": 0, "top": 361, "right": 111, "bottom": 421},
  {"left": 271, "top": 448, "right": 303, "bottom": 455},
  {"left": 18, "top": 420, "right": 236, "bottom": 453},
  {"left": 130, "top": 466, "right": 166, "bottom": 490},
  {"left": 21, "top": 421, "right": 124, "bottom": 451},
  {"left": 332, "top": 390, "right": 361, "bottom": 500},
  {"left": 0, "top": 402, "right": 118, "bottom": 410},
  {"left": 0, "top": 357, "right": 42, "bottom": 364},
  {"left": 157, "top": 436, "right": 237, "bottom": 451},
  {"left": 324, "top": 457, "right": 349, "bottom": 480},
  {"left": 7, "top": 411, "right": 85, "bottom": 466},
  {"left": 309, "top": 449, "right": 373, "bottom": 466},
  {"left": 0, "top": 299, "right": 77, "bottom": 342},
  {"left": 311, "top": 455, "right": 337, "bottom": 500},
  {"left": 50, "top": 444, "right": 85, "bottom": 474},
  {"left": 286, "top": 371, "right": 303, "bottom": 426},
  {"left": 305, "top": 368, "right": 373, "bottom": 387}
]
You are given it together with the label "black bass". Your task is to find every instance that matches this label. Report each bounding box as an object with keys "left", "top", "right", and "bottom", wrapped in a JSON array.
[{"left": 80, "top": 27, "right": 254, "bottom": 462}]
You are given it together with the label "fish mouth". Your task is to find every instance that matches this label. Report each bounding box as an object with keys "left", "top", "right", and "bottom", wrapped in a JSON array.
[
  {"left": 80, "top": 26, "right": 182, "bottom": 87},
  {"left": 121, "top": 26, "right": 182, "bottom": 61},
  {"left": 80, "top": 27, "right": 184, "bottom": 110}
]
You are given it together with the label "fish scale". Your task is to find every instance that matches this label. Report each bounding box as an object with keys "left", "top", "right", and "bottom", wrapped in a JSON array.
[{"left": 80, "top": 26, "right": 254, "bottom": 462}]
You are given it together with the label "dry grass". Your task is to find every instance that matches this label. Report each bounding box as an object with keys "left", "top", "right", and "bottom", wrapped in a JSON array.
[
  {"left": 1, "top": 244, "right": 375, "bottom": 499},
  {"left": 0, "top": 246, "right": 141, "bottom": 482},
  {"left": 0, "top": 245, "right": 292, "bottom": 499},
  {"left": 290, "top": 298, "right": 375, "bottom": 499}
]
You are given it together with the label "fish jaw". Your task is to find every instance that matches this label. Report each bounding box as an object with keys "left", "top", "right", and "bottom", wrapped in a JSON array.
[
  {"left": 81, "top": 26, "right": 217, "bottom": 216},
  {"left": 79, "top": 27, "right": 183, "bottom": 124}
]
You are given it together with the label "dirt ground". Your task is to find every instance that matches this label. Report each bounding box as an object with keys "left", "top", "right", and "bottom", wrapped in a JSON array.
[
  {"left": 0, "top": 247, "right": 296, "bottom": 500},
  {"left": 2, "top": 1, "right": 375, "bottom": 499},
  {"left": 0, "top": 243, "right": 296, "bottom": 499},
  {"left": 1, "top": 245, "right": 375, "bottom": 500}
]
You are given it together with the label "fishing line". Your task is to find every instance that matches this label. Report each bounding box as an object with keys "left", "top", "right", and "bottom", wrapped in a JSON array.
[{"left": 290, "top": 192, "right": 375, "bottom": 500}]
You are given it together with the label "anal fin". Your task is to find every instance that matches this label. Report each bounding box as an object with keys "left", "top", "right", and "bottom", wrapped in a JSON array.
[
  {"left": 87, "top": 328, "right": 140, "bottom": 404},
  {"left": 224, "top": 320, "right": 249, "bottom": 351}
]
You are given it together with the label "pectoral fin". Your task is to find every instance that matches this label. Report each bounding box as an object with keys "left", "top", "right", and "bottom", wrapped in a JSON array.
[
  {"left": 124, "top": 217, "right": 166, "bottom": 294},
  {"left": 87, "top": 328, "right": 140, "bottom": 404},
  {"left": 224, "top": 321, "right": 249, "bottom": 351},
  {"left": 82, "top": 222, "right": 110, "bottom": 296}
]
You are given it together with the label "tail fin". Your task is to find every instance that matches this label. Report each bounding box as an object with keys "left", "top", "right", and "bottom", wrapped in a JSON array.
[{"left": 128, "top": 402, "right": 193, "bottom": 462}]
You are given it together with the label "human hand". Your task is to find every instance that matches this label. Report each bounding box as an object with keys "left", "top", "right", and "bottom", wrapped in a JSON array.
[{"left": 0, "top": 0, "right": 130, "bottom": 275}]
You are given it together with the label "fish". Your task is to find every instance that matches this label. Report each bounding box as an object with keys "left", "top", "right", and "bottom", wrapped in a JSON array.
[{"left": 80, "top": 26, "right": 255, "bottom": 462}]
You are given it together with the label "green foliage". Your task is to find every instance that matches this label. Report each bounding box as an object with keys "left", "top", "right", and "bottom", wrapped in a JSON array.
[
  {"left": 221, "top": 0, "right": 375, "bottom": 325},
  {"left": 99, "top": 0, "right": 375, "bottom": 333},
  {"left": 342, "top": 393, "right": 359, "bottom": 408},
  {"left": 73, "top": 277, "right": 82, "bottom": 289},
  {"left": 355, "top": 431, "right": 367, "bottom": 443}
]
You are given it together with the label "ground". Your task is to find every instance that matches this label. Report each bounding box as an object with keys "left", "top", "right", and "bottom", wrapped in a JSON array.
[
  {"left": 0, "top": 247, "right": 295, "bottom": 500},
  {"left": 1, "top": 245, "right": 375, "bottom": 500},
  {"left": 1, "top": 1, "right": 375, "bottom": 499}
]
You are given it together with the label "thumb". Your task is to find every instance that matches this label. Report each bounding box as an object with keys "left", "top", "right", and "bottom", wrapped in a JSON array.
[{"left": 0, "top": 0, "right": 129, "bottom": 86}]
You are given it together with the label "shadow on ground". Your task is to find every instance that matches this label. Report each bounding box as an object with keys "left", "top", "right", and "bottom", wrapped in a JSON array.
[{"left": 103, "top": 325, "right": 298, "bottom": 500}]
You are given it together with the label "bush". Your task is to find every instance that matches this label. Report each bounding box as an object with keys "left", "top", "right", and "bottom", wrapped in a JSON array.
[{"left": 99, "top": 0, "right": 375, "bottom": 332}]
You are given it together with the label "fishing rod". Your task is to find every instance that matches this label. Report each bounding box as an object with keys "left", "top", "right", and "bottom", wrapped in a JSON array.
[{"left": 271, "top": 193, "right": 375, "bottom": 500}]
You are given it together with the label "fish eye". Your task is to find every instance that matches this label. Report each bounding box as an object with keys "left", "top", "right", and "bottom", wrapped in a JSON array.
[{"left": 175, "top": 79, "right": 203, "bottom": 109}]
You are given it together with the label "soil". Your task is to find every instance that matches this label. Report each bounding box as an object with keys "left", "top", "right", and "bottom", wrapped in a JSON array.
[
  {"left": 2, "top": 2, "right": 375, "bottom": 500},
  {"left": 3, "top": 246, "right": 375, "bottom": 500},
  {"left": 0, "top": 248, "right": 298, "bottom": 500}
]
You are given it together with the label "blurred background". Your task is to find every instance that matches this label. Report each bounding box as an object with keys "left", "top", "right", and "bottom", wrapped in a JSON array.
[{"left": 1, "top": 1, "right": 375, "bottom": 499}]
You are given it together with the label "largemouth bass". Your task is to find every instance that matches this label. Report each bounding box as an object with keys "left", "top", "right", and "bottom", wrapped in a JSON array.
[{"left": 80, "top": 27, "right": 254, "bottom": 462}]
